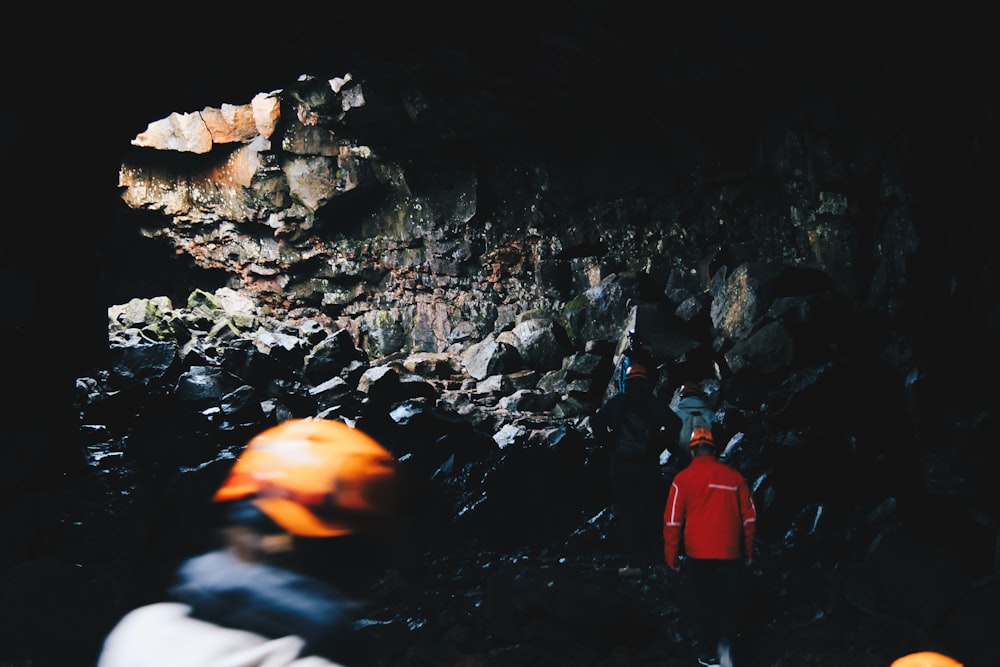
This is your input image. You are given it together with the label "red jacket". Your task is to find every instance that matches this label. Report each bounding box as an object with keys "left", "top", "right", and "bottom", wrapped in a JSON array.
[{"left": 663, "top": 454, "right": 757, "bottom": 567}]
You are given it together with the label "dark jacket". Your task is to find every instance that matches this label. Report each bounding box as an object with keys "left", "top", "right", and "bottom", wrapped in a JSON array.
[
  {"left": 593, "top": 379, "right": 681, "bottom": 461},
  {"left": 171, "top": 548, "right": 355, "bottom": 657}
]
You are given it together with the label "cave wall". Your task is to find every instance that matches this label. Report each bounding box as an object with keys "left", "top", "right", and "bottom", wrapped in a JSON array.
[{"left": 7, "top": 2, "right": 997, "bottom": 375}]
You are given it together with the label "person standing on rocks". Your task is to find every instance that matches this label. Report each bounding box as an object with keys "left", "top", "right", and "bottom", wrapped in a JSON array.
[
  {"left": 615, "top": 328, "right": 657, "bottom": 394},
  {"left": 670, "top": 381, "right": 719, "bottom": 465},
  {"left": 97, "top": 418, "right": 400, "bottom": 667},
  {"left": 593, "top": 362, "right": 682, "bottom": 577},
  {"left": 663, "top": 427, "right": 757, "bottom": 667}
]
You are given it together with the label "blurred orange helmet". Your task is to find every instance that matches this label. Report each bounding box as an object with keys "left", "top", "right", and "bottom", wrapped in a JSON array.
[
  {"left": 214, "top": 418, "right": 398, "bottom": 538},
  {"left": 625, "top": 364, "right": 649, "bottom": 382},
  {"left": 890, "top": 652, "right": 962, "bottom": 667},
  {"left": 689, "top": 427, "right": 714, "bottom": 448}
]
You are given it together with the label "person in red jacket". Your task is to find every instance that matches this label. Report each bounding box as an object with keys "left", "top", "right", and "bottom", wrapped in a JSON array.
[{"left": 663, "top": 427, "right": 756, "bottom": 667}]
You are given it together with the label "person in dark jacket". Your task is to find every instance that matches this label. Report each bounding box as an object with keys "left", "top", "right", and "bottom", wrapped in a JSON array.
[
  {"left": 663, "top": 427, "right": 757, "bottom": 667},
  {"left": 97, "top": 418, "right": 400, "bottom": 667},
  {"left": 593, "top": 363, "right": 682, "bottom": 576}
]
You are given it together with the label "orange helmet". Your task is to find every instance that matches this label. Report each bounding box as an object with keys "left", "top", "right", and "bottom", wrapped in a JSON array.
[
  {"left": 214, "top": 418, "right": 398, "bottom": 538},
  {"left": 689, "top": 427, "right": 714, "bottom": 448},
  {"left": 890, "top": 652, "right": 963, "bottom": 667},
  {"left": 625, "top": 364, "right": 649, "bottom": 382}
]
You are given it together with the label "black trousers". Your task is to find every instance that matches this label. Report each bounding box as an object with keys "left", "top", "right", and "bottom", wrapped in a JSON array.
[
  {"left": 610, "top": 457, "right": 665, "bottom": 566},
  {"left": 684, "top": 558, "right": 741, "bottom": 655}
]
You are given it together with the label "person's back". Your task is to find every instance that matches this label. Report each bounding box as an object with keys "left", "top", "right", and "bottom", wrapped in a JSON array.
[
  {"left": 663, "top": 426, "right": 755, "bottom": 566},
  {"left": 595, "top": 365, "right": 679, "bottom": 460},
  {"left": 99, "top": 515, "right": 357, "bottom": 667},
  {"left": 97, "top": 418, "right": 399, "bottom": 667},
  {"left": 171, "top": 539, "right": 355, "bottom": 650},
  {"left": 594, "top": 364, "right": 681, "bottom": 574},
  {"left": 664, "top": 455, "right": 751, "bottom": 561},
  {"left": 615, "top": 328, "right": 657, "bottom": 394},
  {"left": 662, "top": 427, "right": 755, "bottom": 667},
  {"left": 672, "top": 382, "right": 718, "bottom": 459}
]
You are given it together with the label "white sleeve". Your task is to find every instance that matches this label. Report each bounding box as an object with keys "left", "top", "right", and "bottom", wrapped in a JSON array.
[{"left": 97, "top": 602, "right": 347, "bottom": 667}]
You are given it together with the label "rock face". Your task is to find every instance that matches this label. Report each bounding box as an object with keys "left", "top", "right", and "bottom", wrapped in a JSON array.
[
  {"left": 1, "top": 2, "right": 997, "bottom": 667},
  {"left": 113, "top": 72, "right": 918, "bottom": 363}
]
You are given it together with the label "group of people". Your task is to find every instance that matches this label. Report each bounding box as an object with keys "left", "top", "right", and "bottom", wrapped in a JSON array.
[
  {"left": 593, "top": 328, "right": 755, "bottom": 667},
  {"left": 93, "top": 329, "right": 964, "bottom": 667},
  {"left": 593, "top": 329, "right": 965, "bottom": 667}
]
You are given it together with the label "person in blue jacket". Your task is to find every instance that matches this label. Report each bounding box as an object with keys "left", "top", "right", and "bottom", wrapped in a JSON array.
[{"left": 616, "top": 328, "right": 656, "bottom": 394}]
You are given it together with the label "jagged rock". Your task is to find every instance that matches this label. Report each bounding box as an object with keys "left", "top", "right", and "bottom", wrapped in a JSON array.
[
  {"left": 400, "top": 351, "right": 462, "bottom": 378},
  {"left": 303, "top": 328, "right": 367, "bottom": 384},
  {"left": 497, "top": 314, "right": 572, "bottom": 372},
  {"left": 172, "top": 365, "right": 245, "bottom": 406},
  {"left": 725, "top": 320, "right": 797, "bottom": 375},
  {"left": 461, "top": 335, "right": 522, "bottom": 381},
  {"left": 130, "top": 93, "right": 280, "bottom": 153},
  {"left": 107, "top": 341, "right": 181, "bottom": 386}
]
